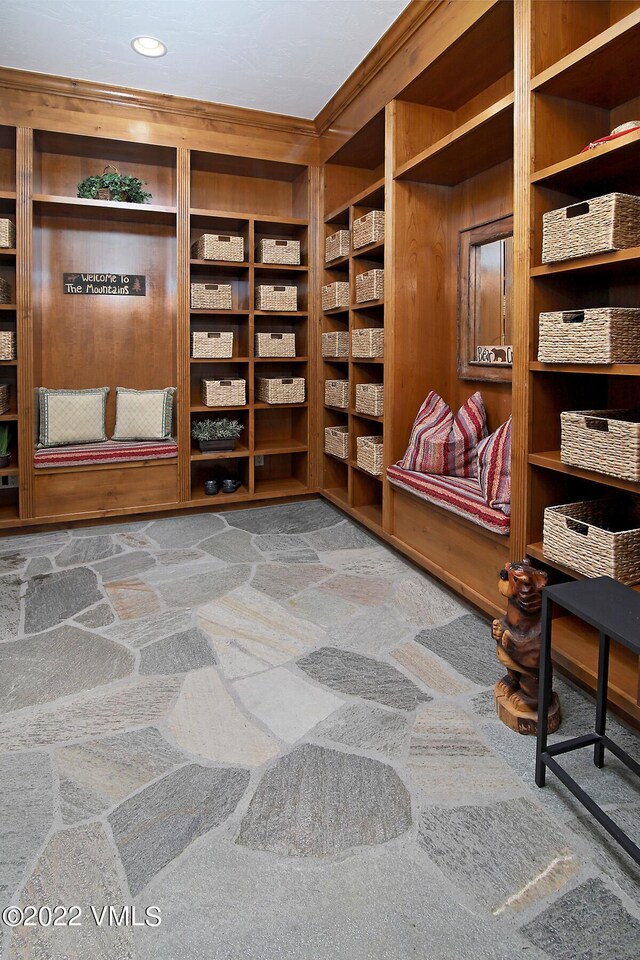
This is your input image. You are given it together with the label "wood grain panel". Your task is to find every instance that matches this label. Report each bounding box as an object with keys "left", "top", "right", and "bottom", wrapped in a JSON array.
[{"left": 33, "top": 462, "right": 179, "bottom": 516}]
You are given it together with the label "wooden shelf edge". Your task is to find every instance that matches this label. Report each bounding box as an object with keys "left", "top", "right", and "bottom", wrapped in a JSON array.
[
  {"left": 190, "top": 209, "right": 307, "bottom": 227},
  {"left": 531, "top": 247, "right": 640, "bottom": 277},
  {"left": 324, "top": 177, "right": 385, "bottom": 225},
  {"left": 530, "top": 361, "right": 640, "bottom": 376},
  {"left": 529, "top": 450, "right": 640, "bottom": 495},
  {"left": 531, "top": 128, "right": 640, "bottom": 186}
]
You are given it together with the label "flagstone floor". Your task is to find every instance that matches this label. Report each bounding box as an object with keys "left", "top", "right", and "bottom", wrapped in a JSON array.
[{"left": 0, "top": 499, "right": 638, "bottom": 960}]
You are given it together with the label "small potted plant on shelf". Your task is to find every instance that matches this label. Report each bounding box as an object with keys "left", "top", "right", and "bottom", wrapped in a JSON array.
[
  {"left": 0, "top": 424, "right": 11, "bottom": 468},
  {"left": 77, "top": 165, "right": 152, "bottom": 203},
  {"left": 191, "top": 417, "right": 244, "bottom": 452}
]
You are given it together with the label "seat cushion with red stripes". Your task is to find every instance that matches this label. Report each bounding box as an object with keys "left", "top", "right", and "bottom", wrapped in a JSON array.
[
  {"left": 34, "top": 439, "right": 178, "bottom": 469},
  {"left": 387, "top": 463, "right": 510, "bottom": 535}
]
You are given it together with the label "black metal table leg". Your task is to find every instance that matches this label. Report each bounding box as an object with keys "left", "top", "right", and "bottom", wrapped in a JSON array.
[
  {"left": 536, "top": 593, "right": 553, "bottom": 788},
  {"left": 594, "top": 630, "right": 610, "bottom": 768}
]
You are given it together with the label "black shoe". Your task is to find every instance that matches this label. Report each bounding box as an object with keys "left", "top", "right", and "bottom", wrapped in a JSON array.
[
  {"left": 204, "top": 479, "right": 220, "bottom": 496},
  {"left": 222, "top": 478, "right": 241, "bottom": 493}
]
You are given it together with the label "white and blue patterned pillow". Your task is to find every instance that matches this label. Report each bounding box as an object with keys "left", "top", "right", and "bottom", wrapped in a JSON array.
[
  {"left": 112, "top": 387, "right": 176, "bottom": 441},
  {"left": 38, "top": 387, "right": 109, "bottom": 448}
]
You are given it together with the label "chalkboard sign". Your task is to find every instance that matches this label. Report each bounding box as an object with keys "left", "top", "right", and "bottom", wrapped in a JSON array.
[{"left": 63, "top": 273, "right": 146, "bottom": 296}]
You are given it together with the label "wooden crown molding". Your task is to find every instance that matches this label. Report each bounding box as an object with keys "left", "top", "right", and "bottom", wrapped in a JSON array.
[
  {"left": 313, "top": 0, "right": 444, "bottom": 135},
  {"left": 0, "top": 67, "right": 318, "bottom": 139}
]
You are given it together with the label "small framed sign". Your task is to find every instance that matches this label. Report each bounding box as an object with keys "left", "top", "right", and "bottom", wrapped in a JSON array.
[{"left": 63, "top": 273, "right": 146, "bottom": 296}]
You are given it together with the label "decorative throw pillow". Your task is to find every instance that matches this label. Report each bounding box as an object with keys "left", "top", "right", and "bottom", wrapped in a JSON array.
[
  {"left": 477, "top": 416, "right": 512, "bottom": 515},
  {"left": 400, "top": 390, "right": 488, "bottom": 477},
  {"left": 112, "top": 387, "right": 176, "bottom": 441},
  {"left": 38, "top": 387, "right": 109, "bottom": 448}
]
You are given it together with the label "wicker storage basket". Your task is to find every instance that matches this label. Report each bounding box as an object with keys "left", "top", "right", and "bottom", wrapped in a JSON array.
[
  {"left": 322, "top": 331, "right": 349, "bottom": 359},
  {"left": 191, "top": 283, "right": 233, "bottom": 310},
  {"left": 0, "top": 219, "right": 15, "bottom": 249},
  {"left": 357, "top": 435, "right": 383, "bottom": 476},
  {"left": 191, "top": 234, "right": 244, "bottom": 262},
  {"left": 353, "top": 210, "right": 384, "bottom": 249},
  {"left": 325, "top": 230, "right": 350, "bottom": 263},
  {"left": 191, "top": 331, "right": 233, "bottom": 359},
  {"left": 0, "top": 278, "right": 11, "bottom": 305},
  {"left": 355, "top": 383, "right": 384, "bottom": 417},
  {"left": 352, "top": 327, "right": 384, "bottom": 358},
  {"left": 325, "top": 379, "right": 349, "bottom": 408},
  {"left": 325, "top": 425, "right": 349, "bottom": 459},
  {"left": 538, "top": 308, "right": 640, "bottom": 364},
  {"left": 257, "top": 238, "right": 300, "bottom": 265},
  {"left": 0, "top": 330, "right": 16, "bottom": 361},
  {"left": 561, "top": 408, "right": 640, "bottom": 482},
  {"left": 355, "top": 269, "right": 384, "bottom": 303},
  {"left": 542, "top": 192, "right": 640, "bottom": 263},
  {"left": 255, "top": 332, "right": 295, "bottom": 357},
  {"left": 201, "top": 378, "right": 246, "bottom": 407},
  {"left": 256, "top": 376, "right": 305, "bottom": 404},
  {"left": 255, "top": 284, "right": 297, "bottom": 311},
  {"left": 543, "top": 496, "right": 640, "bottom": 584},
  {"left": 322, "top": 281, "right": 349, "bottom": 312},
  {"left": 0, "top": 383, "right": 8, "bottom": 416}
]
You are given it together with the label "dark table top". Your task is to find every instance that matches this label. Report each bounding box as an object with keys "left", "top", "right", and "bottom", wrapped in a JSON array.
[{"left": 545, "top": 577, "right": 640, "bottom": 655}]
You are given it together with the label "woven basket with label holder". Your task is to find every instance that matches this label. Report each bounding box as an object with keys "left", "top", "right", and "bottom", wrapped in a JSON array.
[
  {"left": 256, "top": 377, "right": 305, "bottom": 404},
  {"left": 325, "top": 425, "right": 349, "bottom": 459},
  {"left": 201, "top": 378, "right": 246, "bottom": 406},
  {"left": 191, "top": 234, "right": 244, "bottom": 262}
]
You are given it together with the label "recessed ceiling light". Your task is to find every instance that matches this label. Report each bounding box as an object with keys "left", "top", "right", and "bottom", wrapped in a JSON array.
[{"left": 131, "top": 36, "right": 167, "bottom": 58}]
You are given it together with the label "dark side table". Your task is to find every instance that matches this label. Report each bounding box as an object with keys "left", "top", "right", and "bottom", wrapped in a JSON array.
[{"left": 536, "top": 576, "right": 640, "bottom": 866}]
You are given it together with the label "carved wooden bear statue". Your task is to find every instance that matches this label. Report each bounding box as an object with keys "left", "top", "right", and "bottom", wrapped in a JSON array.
[{"left": 492, "top": 559, "right": 561, "bottom": 735}]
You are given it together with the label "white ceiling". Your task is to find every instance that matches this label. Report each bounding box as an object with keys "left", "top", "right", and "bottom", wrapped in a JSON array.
[{"left": 0, "top": 0, "right": 411, "bottom": 119}]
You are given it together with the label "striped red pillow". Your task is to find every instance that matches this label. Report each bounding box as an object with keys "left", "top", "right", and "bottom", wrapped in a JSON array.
[
  {"left": 400, "top": 390, "right": 487, "bottom": 477},
  {"left": 477, "top": 416, "right": 512, "bottom": 515}
]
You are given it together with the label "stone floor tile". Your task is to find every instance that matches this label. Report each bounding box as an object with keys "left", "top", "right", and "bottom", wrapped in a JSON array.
[
  {"left": 56, "top": 727, "right": 185, "bottom": 822},
  {"left": 237, "top": 743, "right": 411, "bottom": 857},
  {"left": 71, "top": 521, "right": 148, "bottom": 537},
  {"left": 74, "top": 602, "right": 115, "bottom": 628},
  {"left": 105, "top": 577, "right": 161, "bottom": 620},
  {"left": 234, "top": 667, "right": 343, "bottom": 742},
  {"left": 23, "top": 567, "right": 104, "bottom": 634},
  {"left": 103, "top": 609, "right": 192, "bottom": 647},
  {"left": 392, "top": 577, "right": 467, "bottom": 629},
  {"left": 167, "top": 667, "right": 279, "bottom": 765},
  {"left": 270, "top": 549, "right": 321, "bottom": 563},
  {"left": 0, "top": 575, "right": 21, "bottom": 640},
  {"left": 135, "top": 834, "right": 548, "bottom": 960},
  {"left": 392, "top": 641, "right": 477, "bottom": 695},
  {"left": 139, "top": 627, "right": 216, "bottom": 675},
  {"left": 0, "top": 551, "right": 26, "bottom": 575},
  {"left": 24, "top": 556, "right": 53, "bottom": 578},
  {"left": 197, "top": 585, "right": 323, "bottom": 668},
  {"left": 91, "top": 549, "right": 156, "bottom": 583},
  {"left": 566, "top": 804, "right": 640, "bottom": 903},
  {"left": 56, "top": 535, "right": 122, "bottom": 568},
  {"left": 418, "top": 797, "right": 577, "bottom": 914},
  {"left": 227, "top": 499, "right": 343, "bottom": 535},
  {"left": 146, "top": 513, "right": 226, "bottom": 548},
  {"left": 318, "top": 546, "right": 413, "bottom": 579},
  {"left": 251, "top": 561, "right": 333, "bottom": 601},
  {"left": 0, "top": 531, "right": 69, "bottom": 555},
  {"left": 313, "top": 702, "right": 410, "bottom": 757},
  {"left": 154, "top": 547, "right": 208, "bottom": 566},
  {"left": 199, "top": 528, "right": 262, "bottom": 563},
  {"left": 116, "top": 531, "right": 155, "bottom": 550},
  {"left": 320, "top": 572, "right": 392, "bottom": 606},
  {"left": 159, "top": 563, "right": 251, "bottom": 608},
  {"left": 0, "top": 752, "right": 52, "bottom": 906},
  {"left": 8, "top": 823, "right": 134, "bottom": 960},
  {"left": 410, "top": 704, "right": 490, "bottom": 758},
  {"left": 326, "top": 604, "right": 414, "bottom": 656},
  {"left": 521, "top": 877, "right": 640, "bottom": 959},
  {"left": 304, "top": 520, "right": 375, "bottom": 552},
  {"left": 297, "top": 646, "right": 430, "bottom": 711},
  {"left": 110, "top": 763, "right": 250, "bottom": 895},
  {"left": 286, "top": 587, "right": 358, "bottom": 626},
  {"left": 414, "top": 612, "right": 501, "bottom": 685},
  {"left": 253, "top": 533, "right": 320, "bottom": 563},
  {"left": 0, "top": 675, "right": 182, "bottom": 752},
  {"left": 0, "top": 624, "right": 134, "bottom": 712}
]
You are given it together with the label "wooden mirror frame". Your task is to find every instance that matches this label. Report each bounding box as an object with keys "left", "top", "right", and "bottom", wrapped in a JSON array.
[{"left": 457, "top": 214, "right": 513, "bottom": 383}]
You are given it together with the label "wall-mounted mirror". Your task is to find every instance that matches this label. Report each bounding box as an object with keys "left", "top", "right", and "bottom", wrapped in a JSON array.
[{"left": 458, "top": 214, "right": 513, "bottom": 382}]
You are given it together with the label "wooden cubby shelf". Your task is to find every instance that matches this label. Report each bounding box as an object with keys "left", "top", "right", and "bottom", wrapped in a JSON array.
[
  {"left": 394, "top": 94, "right": 514, "bottom": 186},
  {"left": 530, "top": 361, "right": 640, "bottom": 377},
  {"left": 531, "top": 128, "right": 640, "bottom": 191},
  {"left": 531, "top": 247, "right": 640, "bottom": 277},
  {"left": 529, "top": 451, "right": 640, "bottom": 496},
  {"left": 32, "top": 195, "right": 177, "bottom": 224}
]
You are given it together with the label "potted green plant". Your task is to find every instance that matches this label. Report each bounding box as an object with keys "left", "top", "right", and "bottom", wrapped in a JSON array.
[
  {"left": 77, "top": 165, "right": 152, "bottom": 204},
  {"left": 192, "top": 417, "right": 244, "bottom": 453},
  {"left": 0, "top": 424, "right": 11, "bottom": 468}
]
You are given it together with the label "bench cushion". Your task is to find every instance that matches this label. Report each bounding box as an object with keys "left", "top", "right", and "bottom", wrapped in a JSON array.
[
  {"left": 34, "top": 439, "right": 178, "bottom": 469},
  {"left": 387, "top": 463, "right": 510, "bottom": 535}
]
